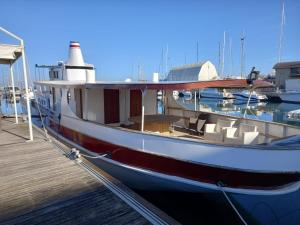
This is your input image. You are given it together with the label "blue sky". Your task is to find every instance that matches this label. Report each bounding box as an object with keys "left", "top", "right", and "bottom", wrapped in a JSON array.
[{"left": 0, "top": 0, "right": 299, "bottom": 82}]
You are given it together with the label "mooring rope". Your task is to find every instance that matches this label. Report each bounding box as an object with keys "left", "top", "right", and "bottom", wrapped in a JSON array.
[{"left": 217, "top": 182, "right": 248, "bottom": 225}]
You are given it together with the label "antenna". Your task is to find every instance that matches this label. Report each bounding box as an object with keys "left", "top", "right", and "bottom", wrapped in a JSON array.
[
  {"left": 240, "top": 31, "right": 245, "bottom": 78},
  {"left": 278, "top": 0, "right": 285, "bottom": 62},
  {"left": 218, "top": 41, "right": 221, "bottom": 76},
  {"left": 196, "top": 41, "right": 199, "bottom": 63},
  {"left": 165, "top": 44, "right": 168, "bottom": 79},
  {"left": 221, "top": 31, "right": 226, "bottom": 77},
  {"left": 229, "top": 37, "right": 233, "bottom": 78}
]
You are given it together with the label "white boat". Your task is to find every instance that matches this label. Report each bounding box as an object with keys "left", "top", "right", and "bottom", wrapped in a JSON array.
[
  {"left": 233, "top": 90, "right": 268, "bottom": 102},
  {"left": 172, "top": 90, "right": 179, "bottom": 97},
  {"left": 22, "top": 88, "right": 35, "bottom": 100},
  {"left": 200, "top": 88, "right": 235, "bottom": 99},
  {"left": 3, "top": 86, "right": 21, "bottom": 98},
  {"left": 285, "top": 109, "right": 300, "bottom": 122},
  {"left": 278, "top": 90, "right": 300, "bottom": 103},
  {"left": 34, "top": 42, "right": 300, "bottom": 225}
]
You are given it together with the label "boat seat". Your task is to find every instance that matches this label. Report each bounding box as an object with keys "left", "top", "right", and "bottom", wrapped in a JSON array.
[
  {"left": 224, "top": 123, "right": 259, "bottom": 145},
  {"left": 189, "top": 117, "right": 198, "bottom": 130},
  {"left": 188, "top": 117, "right": 206, "bottom": 134},
  {"left": 204, "top": 119, "right": 236, "bottom": 143},
  {"left": 197, "top": 119, "right": 206, "bottom": 134}
]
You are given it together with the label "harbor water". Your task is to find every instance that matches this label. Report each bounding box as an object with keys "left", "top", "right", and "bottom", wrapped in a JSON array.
[{"left": 176, "top": 97, "right": 300, "bottom": 127}]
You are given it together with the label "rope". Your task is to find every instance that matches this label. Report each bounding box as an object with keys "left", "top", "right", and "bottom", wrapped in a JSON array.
[
  {"left": 32, "top": 92, "right": 50, "bottom": 141},
  {"left": 80, "top": 153, "right": 108, "bottom": 159},
  {"left": 217, "top": 182, "right": 248, "bottom": 225}
]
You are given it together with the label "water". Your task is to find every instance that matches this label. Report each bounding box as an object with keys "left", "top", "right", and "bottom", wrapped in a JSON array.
[
  {"left": 177, "top": 97, "right": 300, "bottom": 127},
  {"left": 136, "top": 191, "right": 243, "bottom": 225},
  {"left": 0, "top": 98, "right": 24, "bottom": 116}
]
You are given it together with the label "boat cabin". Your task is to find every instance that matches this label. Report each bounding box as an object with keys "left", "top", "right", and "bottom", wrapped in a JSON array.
[
  {"left": 34, "top": 78, "right": 300, "bottom": 147},
  {"left": 34, "top": 41, "right": 300, "bottom": 147}
]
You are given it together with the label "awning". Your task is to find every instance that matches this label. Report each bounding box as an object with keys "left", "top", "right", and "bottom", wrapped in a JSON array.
[
  {"left": 0, "top": 44, "right": 22, "bottom": 64},
  {"left": 35, "top": 79, "right": 273, "bottom": 90}
]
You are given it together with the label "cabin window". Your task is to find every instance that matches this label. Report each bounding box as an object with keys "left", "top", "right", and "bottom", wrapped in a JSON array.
[
  {"left": 49, "top": 70, "right": 59, "bottom": 79},
  {"left": 52, "top": 87, "right": 56, "bottom": 110},
  {"left": 74, "top": 88, "right": 83, "bottom": 119},
  {"left": 67, "top": 89, "right": 71, "bottom": 104},
  {"left": 291, "top": 67, "right": 300, "bottom": 76}
]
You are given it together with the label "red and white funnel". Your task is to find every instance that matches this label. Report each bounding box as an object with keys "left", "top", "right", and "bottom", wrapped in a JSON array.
[{"left": 67, "top": 41, "right": 85, "bottom": 66}]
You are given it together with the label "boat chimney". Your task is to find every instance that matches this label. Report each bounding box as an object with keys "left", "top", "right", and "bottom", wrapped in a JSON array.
[
  {"left": 67, "top": 41, "right": 85, "bottom": 66},
  {"left": 152, "top": 72, "right": 159, "bottom": 83}
]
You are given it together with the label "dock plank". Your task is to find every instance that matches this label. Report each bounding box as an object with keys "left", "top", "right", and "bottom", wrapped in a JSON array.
[{"left": 0, "top": 119, "right": 155, "bottom": 225}]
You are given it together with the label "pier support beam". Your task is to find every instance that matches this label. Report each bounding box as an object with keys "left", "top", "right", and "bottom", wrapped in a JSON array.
[
  {"left": 21, "top": 42, "right": 33, "bottom": 141},
  {"left": 10, "top": 63, "right": 18, "bottom": 124},
  {"left": 0, "top": 26, "right": 33, "bottom": 141}
]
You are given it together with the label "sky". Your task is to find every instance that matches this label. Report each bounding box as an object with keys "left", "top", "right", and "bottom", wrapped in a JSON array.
[{"left": 0, "top": 0, "right": 300, "bottom": 83}]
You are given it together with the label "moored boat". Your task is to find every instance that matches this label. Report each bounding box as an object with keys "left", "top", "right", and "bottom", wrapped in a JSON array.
[
  {"left": 200, "top": 88, "right": 235, "bottom": 99},
  {"left": 34, "top": 41, "right": 300, "bottom": 225},
  {"left": 233, "top": 90, "right": 268, "bottom": 102}
]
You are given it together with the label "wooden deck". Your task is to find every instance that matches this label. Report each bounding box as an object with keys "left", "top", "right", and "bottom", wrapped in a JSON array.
[{"left": 0, "top": 118, "right": 177, "bottom": 225}]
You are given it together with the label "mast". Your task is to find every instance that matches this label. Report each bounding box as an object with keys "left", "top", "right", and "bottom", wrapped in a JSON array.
[
  {"left": 278, "top": 0, "right": 285, "bottom": 62},
  {"left": 221, "top": 31, "right": 226, "bottom": 77},
  {"left": 165, "top": 44, "right": 168, "bottom": 79},
  {"left": 218, "top": 41, "right": 221, "bottom": 76},
  {"left": 229, "top": 37, "right": 233, "bottom": 78},
  {"left": 196, "top": 41, "right": 199, "bottom": 63},
  {"left": 240, "top": 31, "right": 245, "bottom": 78}
]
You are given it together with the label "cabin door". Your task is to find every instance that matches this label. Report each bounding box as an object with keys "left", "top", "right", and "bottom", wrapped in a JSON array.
[
  {"left": 104, "top": 89, "right": 120, "bottom": 124},
  {"left": 74, "top": 88, "right": 83, "bottom": 119},
  {"left": 130, "top": 90, "right": 142, "bottom": 117}
]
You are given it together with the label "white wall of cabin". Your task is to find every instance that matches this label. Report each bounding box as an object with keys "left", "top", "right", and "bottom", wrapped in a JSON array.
[
  {"left": 119, "top": 89, "right": 130, "bottom": 123},
  {"left": 84, "top": 88, "right": 104, "bottom": 123},
  {"left": 144, "top": 90, "right": 157, "bottom": 115}
]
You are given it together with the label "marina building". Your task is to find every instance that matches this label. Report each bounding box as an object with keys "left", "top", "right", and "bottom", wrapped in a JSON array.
[
  {"left": 166, "top": 61, "right": 218, "bottom": 81},
  {"left": 273, "top": 61, "right": 300, "bottom": 90}
]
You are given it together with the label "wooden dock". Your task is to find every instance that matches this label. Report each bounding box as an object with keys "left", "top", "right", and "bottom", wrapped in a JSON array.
[{"left": 0, "top": 118, "right": 178, "bottom": 225}]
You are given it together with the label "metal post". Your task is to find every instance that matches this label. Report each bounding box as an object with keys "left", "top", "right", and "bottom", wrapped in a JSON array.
[
  {"left": 194, "top": 90, "right": 197, "bottom": 111},
  {"left": 21, "top": 42, "right": 33, "bottom": 141},
  {"left": 10, "top": 64, "right": 18, "bottom": 124},
  {"left": 141, "top": 89, "right": 146, "bottom": 132}
]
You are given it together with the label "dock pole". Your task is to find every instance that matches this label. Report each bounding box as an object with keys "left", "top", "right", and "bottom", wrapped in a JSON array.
[{"left": 10, "top": 63, "right": 18, "bottom": 124}]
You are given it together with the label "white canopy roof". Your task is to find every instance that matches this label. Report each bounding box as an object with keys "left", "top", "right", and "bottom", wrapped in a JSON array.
[{"left": 0, "top": 44, "right": 22, "bottom": 64}]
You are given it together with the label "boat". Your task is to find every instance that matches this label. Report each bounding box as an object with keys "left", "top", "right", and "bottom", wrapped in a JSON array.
[
  {"left": 233, "top": 90, "right": 268, "bottom": 102},
  {"left": 34, "top": 41, "right": 300, "bottom": 225},
  {"left": 22, "top": 88, "right": 35, "bottom": 100},
  {"left": 200, "top": 88, "right": 235, "bottom": 99},
  {"left": 277, "top": 90, "right": 300, "bottom": 103},
  {"left": 178, "top": 90, "right": 192, "bottom": 100},
  {"left": 285, "top": 109, "right": 300, "bottom": 122},
  {"left": 3, "top": 86, "right": 21, "bottom": 98}
]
